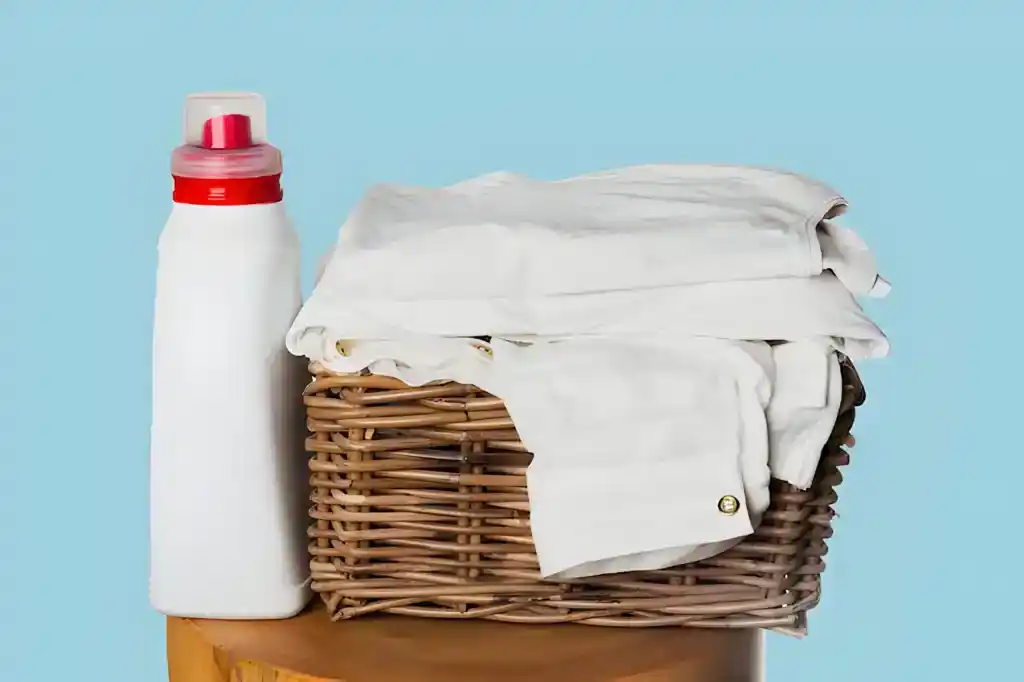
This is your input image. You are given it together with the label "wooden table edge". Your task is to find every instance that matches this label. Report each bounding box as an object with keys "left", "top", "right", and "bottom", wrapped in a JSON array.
[{"left": 167, "top": 609, "right": 765, "bottom": 682}]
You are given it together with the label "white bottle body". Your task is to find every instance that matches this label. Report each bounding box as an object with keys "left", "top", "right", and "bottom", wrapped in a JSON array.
[{"left": 149, "top": 201, "right": 310, "bottom": 619}]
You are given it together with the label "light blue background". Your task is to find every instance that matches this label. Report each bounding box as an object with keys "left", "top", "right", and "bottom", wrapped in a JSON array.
[{"left": 2, "top": 2, "right": 1020, "bottom": 680}]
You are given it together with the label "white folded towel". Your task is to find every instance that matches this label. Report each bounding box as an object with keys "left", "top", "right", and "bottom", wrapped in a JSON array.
[
  {"left": 289, "top": 165, "right": 889, "bottom": 579},
  {"left": 327, "top": 165, "right": 887, "bottom": 300},
  {"left": 290, "top": 271, "right": 888, "bottom": 362}
]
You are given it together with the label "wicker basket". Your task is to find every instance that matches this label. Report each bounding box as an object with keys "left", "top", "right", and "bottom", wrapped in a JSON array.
[{"left": 305, "top": 357, "right": 865, "bottom": 633}]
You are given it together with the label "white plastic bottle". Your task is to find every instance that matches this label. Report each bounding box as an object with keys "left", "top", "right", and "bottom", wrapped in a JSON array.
[{"left": 149, "top": 93, "right": 310, "bottom": 619}]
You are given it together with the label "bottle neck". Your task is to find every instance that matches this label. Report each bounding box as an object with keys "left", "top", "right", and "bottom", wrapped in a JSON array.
[{"left": 172, "top": 173, "right": 283, "bottom": 206}]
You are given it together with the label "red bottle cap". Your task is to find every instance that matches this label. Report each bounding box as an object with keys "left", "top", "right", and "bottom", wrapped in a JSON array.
[
  {"left": 201, "top": 113, "right": 253, "bottom": 150},
  {"left": 171, "top": 93, "right": 284, "bottom": 205}
]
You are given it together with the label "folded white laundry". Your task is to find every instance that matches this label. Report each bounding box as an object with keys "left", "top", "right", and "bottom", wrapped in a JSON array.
[
  {"left": 290, "top": 271, "right": 888, "bottom": 362},
  {"left": 289, "top": 165, "right": 890, "bottom": 579},
  {"left": 328, "top": 165, "right": 886, "bottom": 300}
]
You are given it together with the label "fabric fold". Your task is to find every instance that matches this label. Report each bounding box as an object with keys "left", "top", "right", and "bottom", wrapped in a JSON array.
[
  {"left": 767, "top": 340, "right": 845, "bottom": 489},
  {"left": 325, "top": 164, "right": 881, "bottom": 300},
  {"left": 483, "top": 337, "right": 772, "bottom": 579}
]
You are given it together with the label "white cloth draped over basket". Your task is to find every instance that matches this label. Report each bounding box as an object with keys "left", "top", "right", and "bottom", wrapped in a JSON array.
[{"left": 289, "top": 164, "right": 889, "bottom": 580}]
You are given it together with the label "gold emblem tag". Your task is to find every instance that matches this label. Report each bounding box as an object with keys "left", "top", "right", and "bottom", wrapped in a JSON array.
[{"left": 718, "top": 495, "right": 740, "bottom": 515}]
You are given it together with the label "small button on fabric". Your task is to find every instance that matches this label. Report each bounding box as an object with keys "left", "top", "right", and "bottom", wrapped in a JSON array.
[
  {"left": 334, "top": 340, "right": 350, "bottom": 357},
  {"left": 717, "top": 495, "right": 740, "bottom": 515}
]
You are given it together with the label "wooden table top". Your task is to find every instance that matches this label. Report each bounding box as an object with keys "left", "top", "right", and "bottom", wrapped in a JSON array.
[{"left": 167, "top": 601, "right": 762, "bottom": 682}]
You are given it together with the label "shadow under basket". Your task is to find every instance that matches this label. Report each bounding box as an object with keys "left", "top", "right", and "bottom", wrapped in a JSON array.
[{"left": 305, "top": 358, "right": 866, "bottom": 635}]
